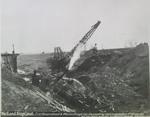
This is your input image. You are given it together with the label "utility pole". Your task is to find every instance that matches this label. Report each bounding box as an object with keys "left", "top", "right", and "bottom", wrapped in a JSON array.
[
  {"left": 149, "top": 58, "right": 150, "bottom": 107},
  {"left": 12, "top": 44, "right": 15, "bottom": 54}
]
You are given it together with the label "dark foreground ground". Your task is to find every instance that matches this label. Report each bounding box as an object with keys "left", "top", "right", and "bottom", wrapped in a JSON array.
[{"left": 1, "top": 43, "right": 150, "bottom": 115}]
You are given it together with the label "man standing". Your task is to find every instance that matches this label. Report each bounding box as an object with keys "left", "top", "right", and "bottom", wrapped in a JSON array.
[{"left": 32, "top": 70, "right": 39, "bottom": 86}]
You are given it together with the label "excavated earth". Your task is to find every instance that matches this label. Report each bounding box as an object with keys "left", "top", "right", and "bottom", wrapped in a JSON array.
[
  {"left": 67, "top": 43, "right": 149, "bottom": 113},
  {"left": 1, "top": 67, "right": 74, "bottom": 113},
  {"left": 2, "top": 43, "right": 149, "bottom": 114}
]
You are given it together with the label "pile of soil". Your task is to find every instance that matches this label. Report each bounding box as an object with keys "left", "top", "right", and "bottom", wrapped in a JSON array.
[
  {"left": 1, "top": 67, "right": 74, "bottom": 112},
  {"left": 64, "top": 43, "right": 149, "bottom": 112}
]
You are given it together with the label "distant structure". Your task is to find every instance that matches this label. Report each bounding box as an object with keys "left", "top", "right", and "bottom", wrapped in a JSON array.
[
  {"left": 1, "top": 44, "right": 19, "bottom": 73},
  {"left": 54, "top": 47, "right": 64, "bottom": 60}
]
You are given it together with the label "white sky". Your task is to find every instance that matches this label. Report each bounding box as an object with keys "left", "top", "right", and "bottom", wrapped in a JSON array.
[{"left": 1, "top": 0, "right": 150, "bottom": 53}]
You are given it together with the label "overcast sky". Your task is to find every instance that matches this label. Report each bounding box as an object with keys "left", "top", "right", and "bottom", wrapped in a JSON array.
[{"left": 1, "top": 0, "right": 150, "bottom": 53}]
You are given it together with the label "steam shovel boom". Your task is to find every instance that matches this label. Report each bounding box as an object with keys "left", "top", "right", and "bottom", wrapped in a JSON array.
[{"left": 69, "top": 21, "right": 101, "bottom": 57}]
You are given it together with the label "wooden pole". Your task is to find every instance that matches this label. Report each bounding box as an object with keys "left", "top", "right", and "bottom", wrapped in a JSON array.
[
  {"left": 12, "top": 44, "right": 15, "bottom": 54},
  {"left": 147, "top": 46, "right": 150, "bottom": 107}
]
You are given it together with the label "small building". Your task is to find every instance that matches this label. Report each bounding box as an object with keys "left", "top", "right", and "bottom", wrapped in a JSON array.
[{"left": 1, "top": 50, "right": 19, "bottom": 73}]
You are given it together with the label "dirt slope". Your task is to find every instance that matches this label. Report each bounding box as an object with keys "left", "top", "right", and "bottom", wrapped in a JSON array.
[
  {"left": 2, "top": 67, "right": 74, "bottom": 112},
  {"left": 66, "top": 43, "right": 149, "bottom": 112}
]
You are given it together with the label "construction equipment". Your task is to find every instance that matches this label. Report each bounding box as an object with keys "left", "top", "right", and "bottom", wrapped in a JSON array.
[
  {"left": 63, "top": 21, "right": 101, "bottom": 72},
  {"left": 49, "top": 21, "right": 101, "bottom": 78},
  {"left": 1, "top": 44, "right": 19, "bottom": 73},
  {"left": 49, "top": 47, "right": 68, "bottom": 73},
  {"left": 54, "top": 47, "right": 64, "bottom": 60}
]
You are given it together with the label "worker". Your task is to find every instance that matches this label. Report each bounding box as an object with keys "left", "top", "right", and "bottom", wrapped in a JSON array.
[
  {"left": 32, "top": 70, "right": 39, "bottom": 86},
  {"left": 93, "top": 43, "right": 98, "bottom": 54},
  {"left": 94, "top": 43, "right": 97, "bottom": 50}
]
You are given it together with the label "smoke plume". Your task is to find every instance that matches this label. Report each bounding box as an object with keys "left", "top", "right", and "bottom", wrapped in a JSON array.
[{"left": 68, "top": 44, "right": 84, "bottom": 70}]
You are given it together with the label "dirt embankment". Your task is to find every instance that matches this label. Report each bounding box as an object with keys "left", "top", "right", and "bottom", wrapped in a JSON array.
[
  {"left": 2, "top": 43, "right": 149, "bottom": 113},
  {"left": 65, "top": 43, "right": 149, "bottom": 112},
  {"left": 1, "top": 67, "right": 74, "bottom": 112}
]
